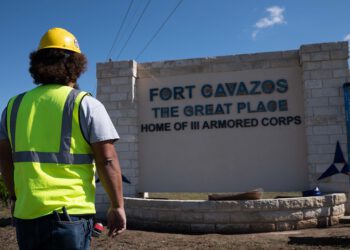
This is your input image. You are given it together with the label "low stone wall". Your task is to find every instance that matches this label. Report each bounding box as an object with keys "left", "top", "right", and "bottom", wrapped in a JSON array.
[{"left": 124, "top": 193, "right": 346, "bottom": 233}]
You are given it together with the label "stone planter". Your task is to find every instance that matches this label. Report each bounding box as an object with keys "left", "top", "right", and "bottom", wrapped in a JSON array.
[{"left": 124, "top": 193, "right": 346, "bottom": 233}]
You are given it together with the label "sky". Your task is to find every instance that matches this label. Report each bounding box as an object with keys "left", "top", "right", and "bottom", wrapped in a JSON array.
[{"left": 0, "top": 0, "right": 349, "bottom": 111}]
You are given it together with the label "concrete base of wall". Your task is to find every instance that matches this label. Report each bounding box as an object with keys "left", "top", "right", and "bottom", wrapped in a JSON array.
[{"left": 124, "top": 193, "right": 346, "bottom": 233}]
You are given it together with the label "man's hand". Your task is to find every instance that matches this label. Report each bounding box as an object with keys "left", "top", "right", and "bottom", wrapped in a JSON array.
[{"left": 107, "top": 207, "right": 126, "bottom": 237}]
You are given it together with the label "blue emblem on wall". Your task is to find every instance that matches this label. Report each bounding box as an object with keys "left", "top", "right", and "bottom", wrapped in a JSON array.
[{"left": 317, "top": 141, "right": 349, "bottom": 180}]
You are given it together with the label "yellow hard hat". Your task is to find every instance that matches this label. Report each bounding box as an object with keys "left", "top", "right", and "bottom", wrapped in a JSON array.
[{"left": 38, "top": 27, "right": 81, "bottom": 53}]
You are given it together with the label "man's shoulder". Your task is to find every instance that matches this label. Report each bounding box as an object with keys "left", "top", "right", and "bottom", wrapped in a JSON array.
[
  {"left": 81, "top": 95, "right": 104, "bottom": 107},
  {"left": 80, "top": 95, "right": 108, "bottom": 118}
]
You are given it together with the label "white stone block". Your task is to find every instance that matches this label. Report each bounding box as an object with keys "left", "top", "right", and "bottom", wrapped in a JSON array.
[
  {"left": 111, "top": 77, "right": 130, "bottom": 85},
  {"left": 310, "top": 144, "right": 337, "bottom": 154},
  {"left": 333, "top": 69, "right": 349, "bottom": 78},
  {"left": 296, "top": 219, "right": 318, "bottom": 229},
  {"left": 300, "top": 53, "right": 311, "bottom": 62},
  {"left": 278, "top": 199, "right": 304, "bottom": 209},
  {"left": 118, "top": 101, "right": 137, "bottom": 110},
  {"left": 304, "top": 106, "right": 313, "bottom": 117},
  {"left": 177, "top": 212, "right": 203, "bottom": 223},
  {"left": 230, "top": 211, "right": 259, "bottom": 222},
  {"left": 101, "top": 69, "right": 120, "bottom": 78},
  {"left": 310, "top": 70, "right": 333, "bottom": 79},
  {"left": 313, "top": 125, "right": 342, "bottom": 135},
  {"left": 203, "top": 212, "right": 230, "bottom": 223},
  {"left": 303, "top": 207, "right": 330, "bottom": 219},
  {"left": 307, "top": 97, "right": 329, "bottom": 107},
  {"left": 156, "top": 211, "right": 177, "bottom": 222},
  {"left": 123, "top": 186, "right": 137, "bottom": 196},
  {"left": 304, "top": 89, "right": 313, "bottom": 98},
  {"left": 303, "top": 197, "right": 325, "bottom": 208},
  {"left": 95, "top": 203, "right": 109, "bottom": 214},
  {"left": 116, "top": 126, "right": 129, "bottom": 134},
  {"left": 119, "top": 135, "right": 138, "bottom": 143},
  {"left": 118, "top": 118, "right": 138, "bottom": 126},
  {"left": 112, "top": 61, "right": 130, "bottom": 69},
  {"left": 117, "top": 85, "right": 132, "bottom": 93},
  {"left": 323, "top": 78, "right": 346, "bottom": 88},
  {"left": 251, "top": 60, "right": 272, "bottom": 69},
  {"left": 129, "top": 143, "right": 138, "bottom": 152},
  {"left": 122, "top": 168, "right": 138, "bottom": 177},
  {"left": 110, "top": 93, "right": 128, "bottom": 101},
  {"left": 332, "top": 204, "right": 345, "bottom": 216},
  {"left": 126, "top": 110, "right": 138, "bottom": 118},
  {"left": 275, "top": 222, "right": 295, "bottom": 231},
  {"left": 96, "top": 94, "right": 110, "bottom": 103},
  {"left": 103, "top": 102, "right": 117, "bottom": 110},
  {"left": 131, "top": 160, "right": 139, "bottom": 168},
  {"left": 119, "top": 68, "right": 136, "bottom": 77},
  {"left": 310, "top": 52, "right": 330, "bottom": 61},
  {"left": 330, "top": 50, "right": 349, "bottom": 60},
  {"left": 270, "top": 59, "right": 299, "bottom": 68},
  {"left": 119, "top": 159, "right": 131, "bottom": 168},
  {"left": 97, "top": 78, "right": 112, "bottom": 85},
  {"left": 118, "top": 151, "right": 138, "bottom": 160},
  {"left": 115, "top": 142, "right": 129, "bottom": 152},
  {"left": 304, "top": 62, "right": 321, "bottom": 70},
  {"left": 308, "top": 153, "right": 333, "bottom": 164},
  {"left": 307, "top": 135, "right": 329, "bottom": 144},
  {"left": 321, "top": 42, "right": 343, "bottom": 51},
  {"left": 306, "top": 127, "right": 313, "bottom": 136},
  {"left": 258, "top": 210, "right": 303, "bottom": 222},
  {"left": 302, "top": 71, "right": 311, "bottom": 80},
  {"left": 128, "top": 126, "right": 138, "bottom": 134},
  {"left": 300, "top": 44, "right": 321, "bottom": 53},
  {"left": 100, "top": 85, "right": 117, "bottom": 93},
  {"left": 312, "top": 88, "right": 339, "bottom": 97},
  {"left": 214, "top": 201, "right": 241, "bottom": 211},
  {"left": 95, "top": 194, "right": 105, "bottom": 203},
  {"left": 329, "top": 97, "right": 344, "bottom": 106},
  {"left": 95, "top": 184, "right": 106, "bottom": 195},
  {"left": 322, "top": 60, "right": 348, "bottom": 69},
  {"left": 108, "top": 110, "right": 122, "bottom": 118},
  {"left": 313, "top": 106, "right": 341, "bottom": 116}
]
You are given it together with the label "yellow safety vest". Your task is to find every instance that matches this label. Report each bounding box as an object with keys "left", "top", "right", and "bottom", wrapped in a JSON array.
[{"left": 6, "top": 84, "right": 96, "bottom": 219}]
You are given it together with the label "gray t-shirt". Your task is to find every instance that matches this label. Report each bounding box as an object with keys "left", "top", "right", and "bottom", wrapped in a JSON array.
[{"left": 0, "top": 95, "right": 119, "bottom": 143}]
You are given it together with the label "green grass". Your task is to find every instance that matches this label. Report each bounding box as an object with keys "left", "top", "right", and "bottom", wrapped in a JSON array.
[{"left": 147, "top": 192, "right": 302, "bottom": 200}]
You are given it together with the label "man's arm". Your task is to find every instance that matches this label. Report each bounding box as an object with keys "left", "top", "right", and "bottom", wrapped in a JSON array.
[
  {"left": 91, "top": 140, "right": 126, "bottom": 237},
  {"left": 0, "top": 139, "right": 15, "bottom": 198}
]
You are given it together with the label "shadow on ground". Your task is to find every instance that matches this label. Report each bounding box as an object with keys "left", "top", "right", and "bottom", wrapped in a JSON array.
[
  {"left": 289, "top": 236, "right": 350, "bottom": 248},
  {"left": 0, "top": 218, "right": 11, "bottom": 227}
]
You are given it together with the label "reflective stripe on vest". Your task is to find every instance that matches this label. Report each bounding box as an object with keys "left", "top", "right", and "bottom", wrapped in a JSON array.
[{"left": 9, "top": 89, "right": 93, "bottom": 164}]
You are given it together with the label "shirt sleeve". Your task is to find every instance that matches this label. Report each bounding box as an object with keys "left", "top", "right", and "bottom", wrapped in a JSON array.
[
  {"left": 0, "top": 108, "right": 8, "bottom": 140},
  {"left": 79, "top": 95, "right": 119, "bottom": 144}
]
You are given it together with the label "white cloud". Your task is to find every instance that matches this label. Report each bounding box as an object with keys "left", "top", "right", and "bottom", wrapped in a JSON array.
[
  {"left": 344, "top": 34, "right": 350, "bottom": 41},
  {"left": 252, "top": 30, "right": 259, "bottom": 39},
  {"left": 252, "top": 6, "right": 286, "bottom": 39}
]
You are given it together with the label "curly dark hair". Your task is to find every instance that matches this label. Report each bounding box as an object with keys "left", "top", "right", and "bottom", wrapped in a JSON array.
[{"left": 29, "top": 49, "right": 87, "bottom": 85}]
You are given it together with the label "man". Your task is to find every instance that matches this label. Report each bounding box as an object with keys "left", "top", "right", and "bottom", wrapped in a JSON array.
[{"left": 0, "top": 27, "right": 126, "bottom": 249}]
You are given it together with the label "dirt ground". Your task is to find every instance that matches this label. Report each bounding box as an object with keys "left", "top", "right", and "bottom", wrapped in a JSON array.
[{"left": 2, "top": 206, "right": 350, "bottom": 250}]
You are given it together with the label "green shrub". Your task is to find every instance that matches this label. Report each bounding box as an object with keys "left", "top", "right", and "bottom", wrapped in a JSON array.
[{"left": 0, "top": 175, "right": 9, "bottom": 206}]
